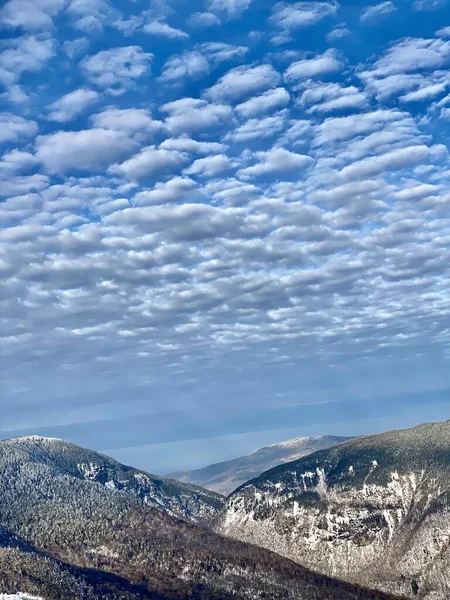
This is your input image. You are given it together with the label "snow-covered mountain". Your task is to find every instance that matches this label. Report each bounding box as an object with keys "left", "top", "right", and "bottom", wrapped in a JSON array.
[
  {"left": 0, "top": 435, "right": 224, "bottom": 525},
  {"left": 169, "top": 435, "right": 352, "bottom": 495},
  {"left": 215, "top": 420, "right": 450, "bottom": 600},
  {"left": 0, "top": 435, "right": 398, "bottom": 600}
]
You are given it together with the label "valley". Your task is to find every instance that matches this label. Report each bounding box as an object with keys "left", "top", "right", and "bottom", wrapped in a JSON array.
[{"left": 0, "top": 433, "right": 398, "bottom": 600}]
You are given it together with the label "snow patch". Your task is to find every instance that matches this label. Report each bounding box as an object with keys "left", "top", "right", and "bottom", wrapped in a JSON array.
[
  {"left": 90, "top": 545, "right": 119, "bottom": 559},
  {"left": 77, "top": 462, "right": 102, "bottom": 479},
  {"left": 0, "top": 595, "right": 43, "bottom": 600},
  {"left": 316, "top": 467, "right": 328, "bottom": 498}
]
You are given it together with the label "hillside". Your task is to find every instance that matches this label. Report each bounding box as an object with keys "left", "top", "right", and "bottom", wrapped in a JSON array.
[
  {"left": 169, "top": 435, "right": 352, "bottom": 495},
  {"left": 0, "top": 436, "right": 223, "bottom": 525},
  {"left": 216, "top": 420, "right": 450, "bottom": 599},
  {"left": 0, "top": 435, "right": 399, "bottom": 600}
]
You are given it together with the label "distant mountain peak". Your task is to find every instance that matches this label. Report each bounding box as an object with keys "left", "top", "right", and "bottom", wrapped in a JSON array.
[
  {"left": 169, "top": 434, "right": 352, "bottom": 495},
  {"left": 4, "top": 434, "right": 63, "bottom": 444}
]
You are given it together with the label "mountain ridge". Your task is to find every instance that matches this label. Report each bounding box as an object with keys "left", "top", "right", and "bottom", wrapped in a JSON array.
[
  {"left": 0, "top": 434, "right": 399, "bottom": 600},
  {"left": 169, "top": 435, "right": 352, "bottom": 495},
  {"left": 0, "top": 435, "right": 224, "bottom": 525},
  {"left": 215, "top": 419, "right": 450, "bottom": 599}
]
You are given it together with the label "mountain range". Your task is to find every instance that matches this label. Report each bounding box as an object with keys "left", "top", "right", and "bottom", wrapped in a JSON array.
[
  {"left": 216, "top": 420, "right": 450, "bottom": 600},
  {"left": 0, "top": 434, "right": 397, "bottom": 600},
  {"left": 169, "top": 435, "right": 352, "bottom": 495},
  {"left": 0, "top": 435, "right": 223, "bottom": 526}
]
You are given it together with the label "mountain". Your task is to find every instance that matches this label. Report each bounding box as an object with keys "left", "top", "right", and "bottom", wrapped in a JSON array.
[
  {"left": 0, "top": 436, "right": 223, "bottom": 526},
  {"left": 215, "top": 420, "right": 450, "bottom": 600},
  {"left": 0, "top": 526, "right": 165, "bottom": 600},
  {"left": 0, "top": 436, "right": 398, "bottom": 600},
  {"left": 169, "top": 435, "right": 352, "bottom": 495}
]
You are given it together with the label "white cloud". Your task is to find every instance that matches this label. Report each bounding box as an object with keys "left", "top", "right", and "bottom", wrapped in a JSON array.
[
  {"left": 414, "top": 0, "right": 447, "bottom": 10},
  {"left": 0, "top": 35, "right": 54, "bottom": 87},
  {"left": 198, "top": 42, "right": 249, "bottom": 65},
  {"left": 81, "top": 46, "right": 153, "bottom": 93},
  {"left": 205, "top": 64, "right": 281, "bottom": 102},
  {"left": 206, "top": 0, "right": 253, "bottom": 18},
  {"left": 360, "top": 38, "right": 450, "bottom": 99},
  {"left": 308, "top": 178, "right": 386, "bottom": 207},
  {"left": 205, "top": 178, "right": 259, "bottom": 205},
  {"left": 313, "top": 109, "right": 410, "bottom": 146},
  {"left": 436, "top": 26, "right": 450, "bottom": 38},
  {"left": 144, "top": 21, "right": 189, "bottom": 39},
  {"left": 360, "top": 1, "right": 396, "bottom": 24},
  {"left": 235, "top": 87, "right": 290, "bottom": 117},
  {"left": 35, "top": 129, "right": 138, "bottom": 173},
  {"left": 339, "top": 145, "right": 439, "bottom": 181},
  {"left": 326, "top": 24, "right": 350, "bottom": 41},
  {"left": 3, "top": 0, "right": 450, "bottom": 451},
  {"left": 277, "top": 119, "right": 311, "bottom": 147},
  {"left": 361, "top": 37, "right": 450, "bottom": 79},
  {"left": 184, "top": 154, "right": 234, "bottom": 177},
  {"left": 400, "top": 82, "right": 448, "bottom": 102},
  {"left": 113, "top": 15, "right": 143, "bottom": 37},
  {"left": 159, "top": 45, "right": 248, "bottom": 85},
  {"left": 298, "top": 82, "right": 368, "bottom": 113},
  {"left": 110, "top": 146, "right": 189, "bottom": 180},
  {"left": 159, "top": 51, "right": 210, "bottom": 83},
  {"left": 0, "top": 173, "right": 49, "bottom": 198},
  {"left": 0, "top": 113, "right": 38, "bottom": 143},
  {"left": 46, "top": 88, "right": 99, "bottom": 123},
  {"left": 0, "top": 148, "right": 37, "bottom": 172},
  {"left": 63, "top": 37, "right": 90, "bottom": 59},
  {"left": 187, "top": 11, "right": 221, "bottom": 28},
  {"left": 392, "top": 183, "right": 441, "bottom": 200},
  {"left": 160, "top": 137, "right": 227, "bottom": 154},
  {"left": 238, "top": 147, "right": 314, "bottom": 178},
  {"left": 133, "top": 177, "right": 198, "bottom": 205},
  {"left": 161, "top": 98, "right": 233, "bottom": 134},
  {"left": 90, "top": 108, "right": 163, "bottom": 136},
  {"left": 438, "top": 107, "right": 450, "bottom": 118},
  {"left": 0, "top": 0, "right": 65, "bottom": 30},
  {"left": 0, "top": 84, "right": 28, "bottom": 104},
  {"left": 68, "top": 0, "right": 120, "bottom": 33},
  {"left": 284, "top": 49, "right": 343, "bottom": 82},
  {"left": 226, "top": 112, "right": 288, "bottom": 142},
  {"left": 362, "top": 73, "right": 428, "bottom": 100},
  {"left": 270, "top": 1, "right": 339, "bottom": 30},
  {"left": 435, "top": 91, "right": 450, "bottom": 108},
  {"left": 103, "top": 202, "right": 240, "bottom": 240}
]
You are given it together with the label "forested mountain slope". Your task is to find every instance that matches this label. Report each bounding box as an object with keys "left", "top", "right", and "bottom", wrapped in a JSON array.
[
  {"left": 0, "top": 436, "right": 223, "bottom": 525},
  {"left": 0, "top": 435, "right": 398, "bottom": 600},
  {"left": 216, "top": 420, "right": 450, "bottom": 600}
]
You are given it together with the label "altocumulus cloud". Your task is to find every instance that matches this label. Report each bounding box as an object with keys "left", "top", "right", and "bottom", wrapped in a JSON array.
[{"left": 1, "top": 0, "right": 450, "bottom": 461}]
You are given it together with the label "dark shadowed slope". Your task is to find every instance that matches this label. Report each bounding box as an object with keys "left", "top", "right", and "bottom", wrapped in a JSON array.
[
  {"left": 169, "top": 435, "right": 352, "bottom": 495},
  {"left": 216, "top": 420, "right": 450, "bottom": 600}
]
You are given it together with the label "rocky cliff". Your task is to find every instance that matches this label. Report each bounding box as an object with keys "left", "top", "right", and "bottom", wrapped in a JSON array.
[{"left": 216, "top": 421, "right": 450, "bottom": 599}]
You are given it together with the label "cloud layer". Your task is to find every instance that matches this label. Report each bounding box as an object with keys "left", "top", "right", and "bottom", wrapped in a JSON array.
[{"left": 1, "top": 0, "right": 450, "bottom": 458}]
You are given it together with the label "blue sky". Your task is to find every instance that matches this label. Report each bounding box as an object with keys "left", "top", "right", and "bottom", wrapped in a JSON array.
[{"left": 1, "top": 0, "right": 450, "bottom": 473}]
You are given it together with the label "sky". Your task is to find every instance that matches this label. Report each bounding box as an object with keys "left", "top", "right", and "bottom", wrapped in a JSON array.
[{"left": 1, "top": 0, "right": 450, "bottom": 474}]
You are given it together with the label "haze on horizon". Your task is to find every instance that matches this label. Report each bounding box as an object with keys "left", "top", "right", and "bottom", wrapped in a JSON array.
[{"left": 1, "top": 0, "right": 450, "bottom": 473}]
